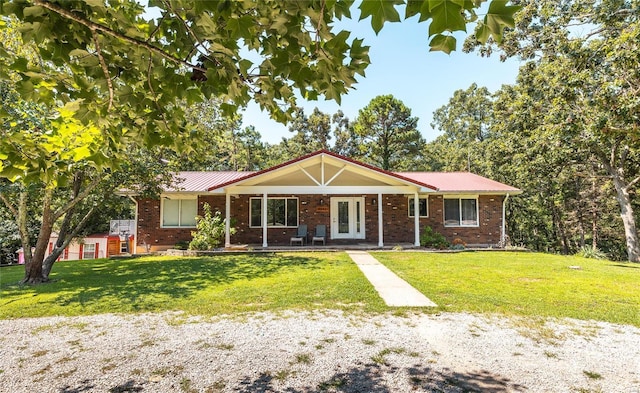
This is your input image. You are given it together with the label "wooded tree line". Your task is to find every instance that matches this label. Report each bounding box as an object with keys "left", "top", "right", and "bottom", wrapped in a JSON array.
[
  {"left": 175, "top": 0, "right": 640, "bottom": 261},
  {"left": 179, "top": 76, "right": 637, "bottom": 261},
  {"left": 1, "top": 0, "right": 638, "bottom": 286},
  {"left": 0, "top": 0, "right": 518, "bottom": 283}
]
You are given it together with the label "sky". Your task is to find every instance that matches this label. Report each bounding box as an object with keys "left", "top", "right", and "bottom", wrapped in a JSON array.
[{"left": 241, "top": 12, "right": 522, "bottom": 145}]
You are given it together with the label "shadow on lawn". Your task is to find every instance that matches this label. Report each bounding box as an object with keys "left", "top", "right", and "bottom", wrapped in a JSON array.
[
  {"left": 3, "top": 254, "right": 326, "bottom": 311},
  {"left": 610, "top": 263, "right": 640, "bottom": 269}
]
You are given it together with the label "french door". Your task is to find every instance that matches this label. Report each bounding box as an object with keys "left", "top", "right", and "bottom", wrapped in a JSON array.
[{"left": 330, "top": 197, "right": 365, "bottom": 239}]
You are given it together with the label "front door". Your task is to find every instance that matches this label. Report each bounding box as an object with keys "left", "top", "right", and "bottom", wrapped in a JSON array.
[{"left": 331, "top": 197, "right": 365, "bottom": 239}]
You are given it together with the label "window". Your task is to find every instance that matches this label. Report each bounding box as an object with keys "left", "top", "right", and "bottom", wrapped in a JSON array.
[
  {"left": 250, "top": 197, "right": 299, "bottom": 227},
  {"left": 161, "top": 198, "right": 197, "bottom": 227},
  {"left": 408, "top": 197, "right": 428, "bottom": 217},
  {"left": 444, "top": 197, "right": 478, "bottom": 227},
  {"left": 83, "top": 243, "right": 96, "bottom": 259}
]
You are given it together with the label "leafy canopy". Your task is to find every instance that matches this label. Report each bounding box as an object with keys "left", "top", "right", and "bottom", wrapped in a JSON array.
[{"left": 0, "top": 0, "right": 519, "bottom": 183}]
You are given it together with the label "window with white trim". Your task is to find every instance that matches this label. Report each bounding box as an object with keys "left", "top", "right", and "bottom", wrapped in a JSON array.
[
  {"left": 83, "top": 243, "right": 96, "bottom": 259},
  {"left": 408, "top": 197, "right": 428, "bottom": 217},
  {"left": 444, "top": 197, "right": 478, "bottom": 227},
  {"left": 161, "top": 198, "right": 197, "bottom": 228},
  {"left": 249, "top": 197, "right": 298, "bottom": 228}
]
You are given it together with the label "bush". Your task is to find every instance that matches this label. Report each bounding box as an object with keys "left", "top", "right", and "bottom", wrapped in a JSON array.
[
  {"left": 189, "top": 203, "right": 236, "bottom": 251},
  {"left": 420, "top": 226, "right": 449, "bottom": 249},
  {"left": 173, "top": 241, "right": 189, "bottom": 250},
  {"left": 575, "top": 245, "right": 608, "bottom": 260}
]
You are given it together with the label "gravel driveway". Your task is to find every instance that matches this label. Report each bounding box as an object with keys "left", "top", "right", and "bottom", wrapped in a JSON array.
[{"left": 0, "top": 311, "right": 638, "bottom": 392}]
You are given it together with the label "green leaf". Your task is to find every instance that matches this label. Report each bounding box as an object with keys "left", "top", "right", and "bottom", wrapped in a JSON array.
[
  {"left": 238, "top": 59, "right": 253, "bottom": 75},
  {"left": 484, "top": 1, "right": 520, "bottom": 43},
  {"left": 83, "top": 0, "right": 107, "bottom": 8},
  {"left": 475, "top": 22, "right": 490, "bottom": 43},
  {"left": 429, "top": 34, "right": 457, "bottom": 54},
  {"left": 227, "top": 15, "right": 254, "bottom": 38},
  {"left": 429, "top": 0, "right": 466, "bottom": 36},
  {"left": 358, "top": 0, "right": 403, "bottom": 34},
  {"left": 23, "top": 6, "right": 45, "bottom": 17},
  {"left": 406, "top": 0, "right": 434, "bottom": 22},
  {"left": 405, "top": 0, "right": 424, "bottom": 19}
]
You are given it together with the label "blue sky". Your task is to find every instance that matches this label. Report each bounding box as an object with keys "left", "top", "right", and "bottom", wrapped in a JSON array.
[{"left": 242, "top": 12, "right": 522, "bottom": 144}]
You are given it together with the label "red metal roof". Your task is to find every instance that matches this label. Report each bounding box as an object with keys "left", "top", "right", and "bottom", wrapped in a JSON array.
[
  {"left": 165, "top": 171, "right": 253, "bottom": 192},
  {"left": 161, "top": 151, "right": 520, "bottom": 194},
  {"left": 396, "top": 172, "right": 521, "bottom": 193}
]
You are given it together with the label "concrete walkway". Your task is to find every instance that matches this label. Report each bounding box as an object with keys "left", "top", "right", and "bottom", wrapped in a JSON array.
[{"left": 346, "top": 251, "right": 437, "bottom": 307}]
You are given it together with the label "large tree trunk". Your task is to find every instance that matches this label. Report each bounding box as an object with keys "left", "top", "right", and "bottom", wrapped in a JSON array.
[
  {"left": 601, "top": 150, "right": 640, "bottom": 262},
  {"left": 610, "top": 174, "right": 640, "bottom": 262},
  {"left": 22, "top": 188, "right": 55, "bottom": 284},
  {"left": 42, "top": 205, "right": 97, "bottom": 279}
]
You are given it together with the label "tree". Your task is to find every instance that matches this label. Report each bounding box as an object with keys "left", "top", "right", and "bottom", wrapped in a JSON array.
[
  {"left": 429, "top": 83, "right": 494, "bottom": 172},
  {"left": 353, "top": 95, "right": 425, "bottom": 171},
  {"left": 466, "top": 0, "right": 640, "bottom": 261},
  {"left": 426, "top": 80, "right": 627, "bottom": 258},
  {"left": 286, "top": 107, "right": 333, "bottom": 156},
  {"left": 0, "top": 0, "right": 519, "bottom": 148},
  {"left": 0, "top": 0, "right": 520, "bottom": 283},
  {"left": 330, "top": 110, "right": 360, "bottom": 157},
  {"left": 161, "top": 98, "right": 267, "bottom": 171}
]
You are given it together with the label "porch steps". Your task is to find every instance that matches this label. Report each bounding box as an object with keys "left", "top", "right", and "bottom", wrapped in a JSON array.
[{"left": 346, "top": 251, "right": 437, "bottom": 307}]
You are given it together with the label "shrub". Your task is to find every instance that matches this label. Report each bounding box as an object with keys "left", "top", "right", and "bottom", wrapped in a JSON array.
[
  {"left": 450, "top": 237, "right": 466, "bottom": 251},
  {"left": 173, "top": 241, "right": 189, "bottom": 250},
  {"left": 575, "top": 245, "right": 608, "bottom": 260},
  {"left": 189, "top": 203, "right": 236, "bottom": 251},
  {"left": 420, "top": 226, "right": 449, "bottom": 249}
]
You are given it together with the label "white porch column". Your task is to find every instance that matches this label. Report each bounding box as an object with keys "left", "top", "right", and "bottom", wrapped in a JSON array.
[
  {"left": 262, "top": 192, "right": 268, "bottom": 248},
  {"left": 501, "top": 193, "right": 510, "bottom": 247},
  {"left": 225, "top": 192, "right": 231, "bottom": 248},
  {"left": 377, "top": 193, "right": 383, "bottom": 247},
  {"left": 414, "top": 193, "right": 420, "bottom": 247}
]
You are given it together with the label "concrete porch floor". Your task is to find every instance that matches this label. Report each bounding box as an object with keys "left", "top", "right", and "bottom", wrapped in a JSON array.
[{"left": 227, "top": 243, "right": 421, "bottom": 252}]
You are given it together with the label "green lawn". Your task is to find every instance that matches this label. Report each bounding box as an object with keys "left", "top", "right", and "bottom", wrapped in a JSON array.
[
  {"left": 1, "top": 251, "right": 638, "bottom": 327},
  {"left": 0, "top": 253, "right": 387, "bottom": 319},
  {"left": 374, "top": 251, "right": 640, "bottom": 327}
]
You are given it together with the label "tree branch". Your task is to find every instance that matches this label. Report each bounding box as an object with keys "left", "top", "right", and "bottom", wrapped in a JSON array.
[
  {"left": 33, "top": 0, "right": 205, "bottom": 72},
  {"left": 92, "top": 29, "right": 113, "bottom": 111},
  {"left": 52, "top": 174, "right": 105, "bottom": 221},
  {"left": 627, "top": 175, "right": 640, "bottom": 190},
  {"left": 0, "top": 191, "right": 18, "bottom": 218},
  {"left": 161, "top": 0, "right": 218, "bottom": 66},
  {"left": 43, "top": 203, "right": 98, "bottom": 278}
]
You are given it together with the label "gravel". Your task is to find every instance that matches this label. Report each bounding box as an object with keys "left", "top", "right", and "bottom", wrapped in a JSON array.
[{"left": 0, "top": 311, "right": 638, "bottom": 393}]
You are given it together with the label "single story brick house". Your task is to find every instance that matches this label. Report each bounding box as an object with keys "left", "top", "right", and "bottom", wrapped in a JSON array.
[{"left": 131, "top": 150, "right": 521, "bottom": 252}]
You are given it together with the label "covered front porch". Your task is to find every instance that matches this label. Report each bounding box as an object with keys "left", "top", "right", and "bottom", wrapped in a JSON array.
[{"left": 211, "top": 151, "right": 436, "bottom": 248}]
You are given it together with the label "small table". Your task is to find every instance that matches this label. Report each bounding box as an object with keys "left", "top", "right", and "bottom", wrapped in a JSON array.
[{"left": 290, "top": 237, "right": 304, "bottom": 246}]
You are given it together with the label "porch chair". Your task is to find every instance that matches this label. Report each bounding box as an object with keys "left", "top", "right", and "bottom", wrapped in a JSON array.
[
  {"left": 290, "top": 224, "right": 307, "bottom": 246},
  {"left": 312, "top": 224, "right": 326, "bottom": 246}
]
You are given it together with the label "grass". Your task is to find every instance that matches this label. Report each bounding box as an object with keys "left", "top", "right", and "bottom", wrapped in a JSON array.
[
  {"left": 371, "top": 347, "right": 406, "bottom": 365},
  {"left": 374, "top": 251, "right": 640, "bottom": 327},
  {"left": 1, "top": 251, "right": 638, "bottom": 327},
  {"left": 0, "top": 253, "right": 386, "bottom": 319}
]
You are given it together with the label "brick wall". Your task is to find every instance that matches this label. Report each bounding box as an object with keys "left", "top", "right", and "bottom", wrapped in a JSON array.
[
  {"left": 137, "top": 193, "right": 504, "bottom": 249},
  {"left": 358, "top": 194, "right": 503, "bottom": 246}
]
